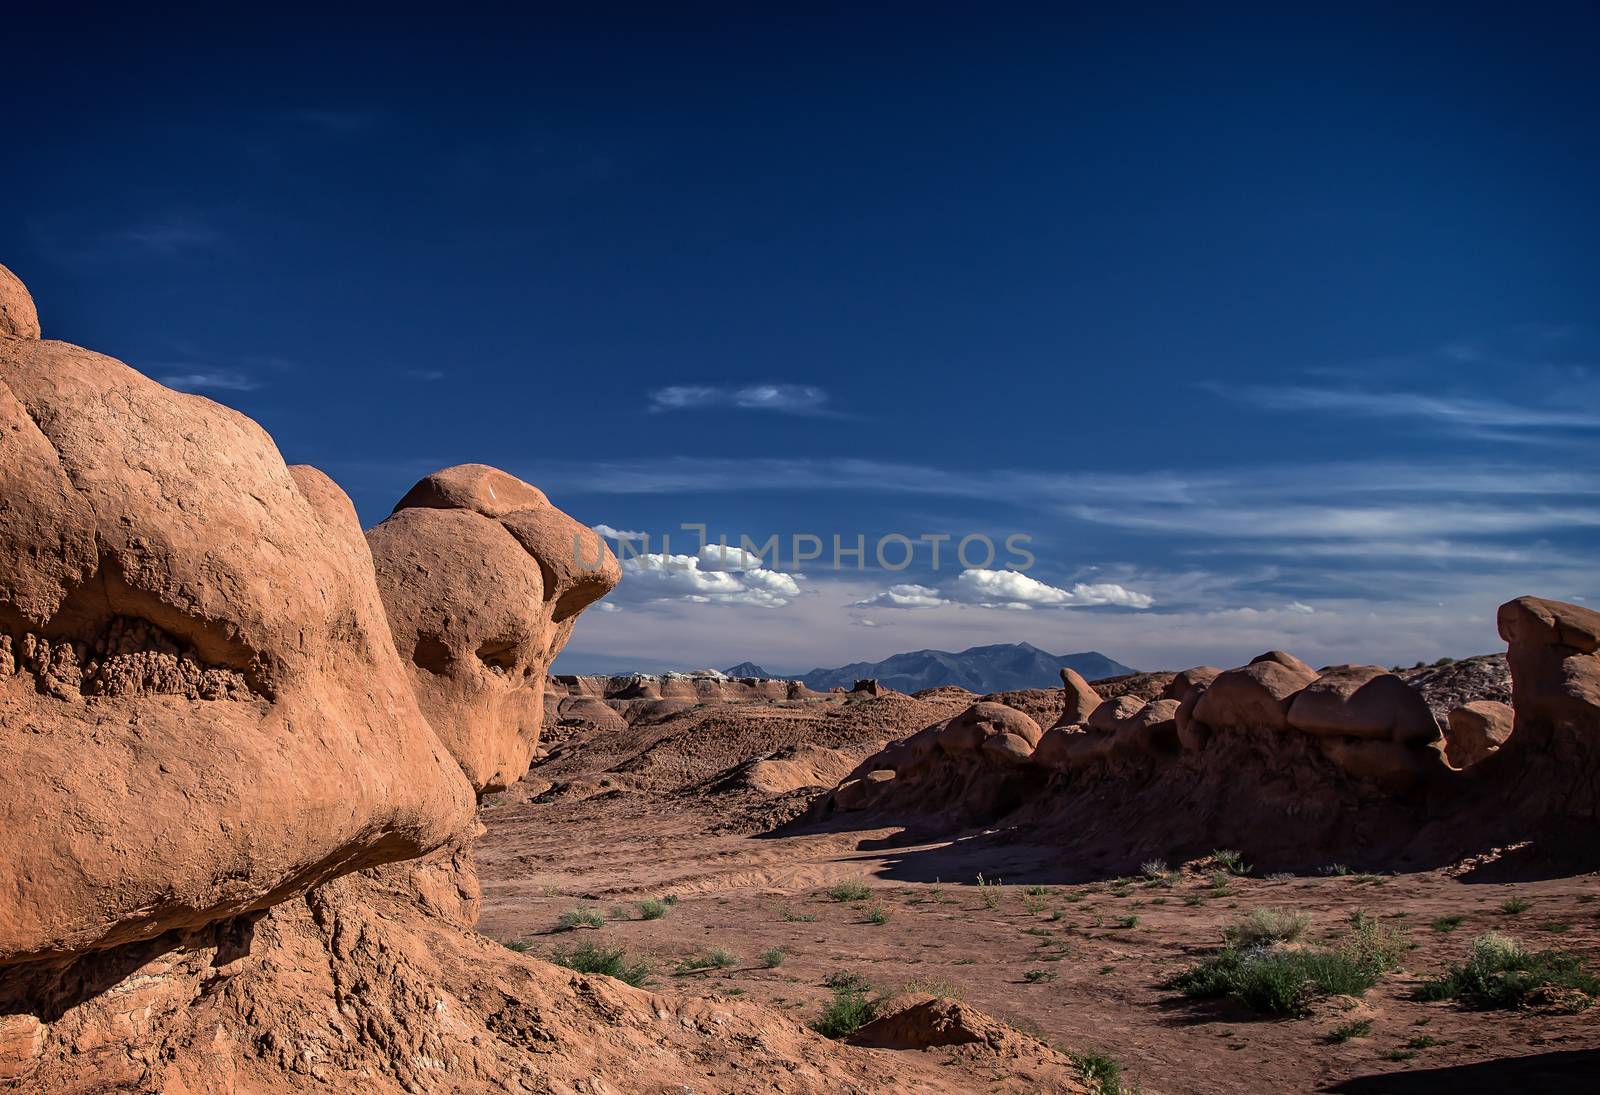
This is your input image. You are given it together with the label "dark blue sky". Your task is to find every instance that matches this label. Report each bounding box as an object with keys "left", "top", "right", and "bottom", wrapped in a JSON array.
[{"left": 6, "top": 4, "right": 1597, "bottom": 673}]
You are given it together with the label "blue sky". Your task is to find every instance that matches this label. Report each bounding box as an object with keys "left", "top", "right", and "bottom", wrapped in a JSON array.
[{"left": 5, "top": 5, "right": 1597, "bottom": 674}]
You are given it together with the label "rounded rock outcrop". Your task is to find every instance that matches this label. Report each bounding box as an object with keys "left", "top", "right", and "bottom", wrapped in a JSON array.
[
  {"left": 367, "top": 464, "right": 621, "bottom": 795},
  {"left": 0, "top": 323, "right": 476, "bottom": 967},
  {"left": 1286, "top": 665, "right": 1441, "bottom": 745},
  {"left": 0, "top": 264, "right": 40, "bottom": 340},
  {"left": 937, "top": 701, "right": 1043, "bottom": 754}
]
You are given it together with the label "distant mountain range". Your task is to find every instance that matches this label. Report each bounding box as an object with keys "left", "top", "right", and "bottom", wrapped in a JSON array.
[{"left": 726, "top": 643, "right": 1134, "bottom": 694}]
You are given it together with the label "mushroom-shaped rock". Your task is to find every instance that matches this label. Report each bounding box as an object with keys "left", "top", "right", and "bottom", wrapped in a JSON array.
[
  {"left": 0, "top": 264, "right": 40, "bottom": 340},
  {"left": 937, "top": 702, "right": 1043, "bottom": 753},
  {"left": 1250, "top": 649, "right": 1317, "bottom": 676},
  {"left": 367, "top": 465, "right": 620, "bottom": 795},
  {"left": 1444, "top": 700, "right": 1515, "bottom": 768},
  {"left": 1286, "top": 665, "right": 1440, "bottom": 745},
  {"left": 1191, "top": 657, "right": 1318, "bottom": 733},
  {"left": 1086, "top": 694, "right": 1146, "bottom": 733},
  {"left": 1111, "top": 697, "right": 1181, "bottom": 757},
  {"left": 1497, "top": 596, "right": 1600, "bottom": 728},
  {"left": 1052, "top": 666, "right": 1103, "bottom": 728},
  {"left": 1161, "top": 666, "right": 1221, "bottom": 703},
  {"left": 0, "top": 321, "right": 475, "bottom": 967}
]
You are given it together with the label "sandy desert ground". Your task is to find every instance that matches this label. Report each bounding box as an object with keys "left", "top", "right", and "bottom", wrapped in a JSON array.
[{"left": 477, "top": 683, "right": 1600, "bottom": 1094}]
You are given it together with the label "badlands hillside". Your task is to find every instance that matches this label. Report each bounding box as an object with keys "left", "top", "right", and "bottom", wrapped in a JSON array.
[{"left": 3, "top": 262, "right": 1599, "bottom": 1095}]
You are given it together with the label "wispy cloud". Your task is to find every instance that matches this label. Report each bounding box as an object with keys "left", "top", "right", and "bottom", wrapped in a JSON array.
[
  {"left": 1206, "top": 383, "right": 1600, "bottom": 436},
  {"left": 117, "top": 216, "right": 222, "bottom": 255},
  {"left": 647, "top": 384, "right": 832, "bottom": 416},
  {"left": 157, "top": 369, "right": 262, "bottom": 393}
]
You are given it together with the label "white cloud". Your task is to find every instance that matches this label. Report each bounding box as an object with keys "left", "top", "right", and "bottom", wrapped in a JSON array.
[
  {"left": 1285, "top": 601, "right": 1316, "bottom": 614},
  {"left": 852, "top": 618, "right": 880, "bottom": 628},
  {"left": 158, "top": 369, "right": 262, "bottom": 393},
  {"left": 850, "top": 571, "right": 1153, "bottom": 612},
  {"left": 647, "top": 384, "right": 831, "bottom": 415},
  {"left": 954, "top": 569, "right": 1155, "bottom": 610},
  {"left": 594, "top": 524, "right": 647, "bottom": 541},
  {"left": 850, "top": 583, "right": 949, "bottom": 609},
  {"left": 597, "top": 602, "right": 622, "bottom": 613},
  {"left": 1207, "top": 383, "right": 1600, "bottom": 434},
  {"left": 617, "top": 549, "right": 803, "bottom": 608}
]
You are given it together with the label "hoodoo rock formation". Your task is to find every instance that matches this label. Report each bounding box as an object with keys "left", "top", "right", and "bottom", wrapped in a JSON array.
[
  {"left": 367, "top": 464, "right": 620, "bottom": 794},
  {"left": 0, "top": 295, "right": 475, "bottom": 968},
  {"left": 820, "top": 600, "right": 1600, "bottom": 870}
]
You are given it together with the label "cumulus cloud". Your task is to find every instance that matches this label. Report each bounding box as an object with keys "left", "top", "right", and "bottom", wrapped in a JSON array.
[
  {"left": 850, "top": 583, "right": 949, "bottom": 609},
  {"left": 953, "top": 569, "right": 1155, "bottom": 610},
  {"left": 850, "top": 571, "right": 1153, "bottom": 612},
  {"left": 1285, "top": 601, "right": 1316, "bottom": 614},
  {"left": 616, "top": 543, "right": 804, "bottom": 608},
  {"left": 647, "top": 384, "right": 830, "bottom": 415},
  {"left": 594, "top": 524, "right": 647, "bottom": 541}
]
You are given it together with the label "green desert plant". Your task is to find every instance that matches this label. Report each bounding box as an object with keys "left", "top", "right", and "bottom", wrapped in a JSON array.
[
  {"left": 760, "top": 946, "right": 786, "bottom": 968},
  {"left": 503, "top": 939, "right": 533, "bottom": 953},
  {"left": 828, "top": 879, "right": 872, "bottom": 902},
  {"left": 549, "top": 942, "right": 651, "bottom": 987},
  {"left": 1416, "top": 933, "right": 1600, "bottom": 1011},
  {"left": 1326, "top": 1018, "right": 1373, "bottom": 1043},
  {"left": 812, "top": 980, "right": 878, "bottom": 1039},
  {"left": 866, "top": 904, "right": 890, "bottom": 925},
  {"left": 636, "top": 898, "right": 671, "bottom": 920},
  {"left": 556, "top": 907, "right": 605, "bottom": 931},
  {"left": 977, "top": 873, "right": 1004, "bottom": 909},
  {"left": 1141, "top": 859, "right": 1170, "bottom": 881},
  {"left": 779, "top": 908, "right": 817, "bottom": 922},
  {"left": 1213, "top": 849, "right": 1250, "bottom": 875},
  {"left": 676, "top": 947, "right": 740, "bottom": 973},
  {"left": 1224, "top": 908, "right": 1311, "bottom": 947},
  {"left": 1023, "top": 968, "right": 1056, "bottom": 983},
  {"left": 1499, "top": 897, "right": 1531, "bottom": 915},
  {"left": 1431, "top": 915, "right": 1465, "bottom": 933},
  {"left": 1070, "top": 1049, "right": 1125, "bottom": 1094}
]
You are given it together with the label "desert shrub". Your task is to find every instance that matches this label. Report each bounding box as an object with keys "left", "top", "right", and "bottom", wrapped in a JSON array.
[
  {"left": 1431, "top": 915, "right": 1465, "bottom": 933},
  {"left": 676, "top": 947, "right": 740, "bottom": 973},
  {"left": 812, "top": 981, "right": 878, "bottom": 1039},
  {"left": 1343, "top": 911, "right": 1412, "bottom": 973},
  {"left": 1024, "top": 893, "right": 1048, "bottom": 914},
  {"left": 760, "top": 946, "right": 786, "bottom": 968},
  {"left": 1023, "top": 968, "right": 1056, "bottom": 983},
  {"left": 1500, "top": 897, "right": 1531, "bottom": 915},
  {"left": 780, "top": 908, "right": 817, "bottom": 922},
  {"left": 1207, "top": 871, "right": 1236, "bottom": 896},
  {"left": 866, "top": 904, "right": 890, "bottom": 925},
  {"left": 556, "top": 907, "right": 605, "bottom": 930},
  {"left": 1115, "top": 915, "right": 1139, "bottom": 929},
  {"left": 1070, "top": 1049, "right": 1125, "bottom": 1094},
  {"left": 828, "top": 879, "right": 872, "bottom": 902},
  {"left": 1169, "top": 915, "right": 1402, "bottom": 1017},
  {"left": 1326, "top": 1018, "right": 1372, "bottom": 1043},
  {"left": 813, "top": 973, "right": 879, "bottom": 1038},
  {"left": 977, "top": 873, "right": 1004, "bottom": 909},
  {"left": 1024, "top": 885, "right": 1052, "bottom": 896},
  {"left": 1169, "top": 948, "right": 1380, "bottom": 1016},
  {"left": 1224, "top": 908, "right": 1311, "bottom": 947},
  {"left": 549, "top": 942, "right": 652, "bottom": 986},
  {"left": 503, "top": 939, "right": 533, "bottom": 952},
  {"left": 637, "top": 898, "right": 670, "bottom": 920},
  {"left": 1213, "top": 849, "right": 1250, "bottom": 875},
  {"left": 1416, "top": 933, "right": 1600, "bottom": 1011},
  {"left": 1141, "top": 859, "right": 1169, "bottom": 881}
]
